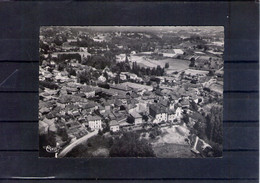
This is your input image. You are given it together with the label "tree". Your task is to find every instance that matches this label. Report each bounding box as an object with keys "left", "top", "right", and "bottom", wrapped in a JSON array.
[
  {"left": 192, "top": 112, "right": 207, "bottom": 139},
  {"left": 149, "top": 127, "right": 162, "bottom": 139},
  {"left": 190, "top": 79, "right": 197, "bottom": 84},
  {"left": 206, "top": 106, "right": 223, "bottom": 144},
  {"left": 126, "top": 116, "right": 134, "bottom": 124},
  {"left": 190, "top": 100, "right": 198, "bottom": 111},
  {"left": 98, "top": 129, "right": 103, "bottom": 136},
  {"left": 67, "top": 67, "right": 76, "bottom": 76},
  {"left": 189, "top": 57, "right": 195, "bottom": 67},
  {"left": 102, "top": 119, "right": 110, "bottom": 133},
  {"left": 208, "top": 70, "right": 214, "bottom": 76},
  {"left": 77, "top": 70, "right": 90, "bottom": 84},
  {"left": 120, "top": 105, "right": 126, "bottom": 110},
  {"left": 182, "top": 114, "right": 190, "bottom": 124},
  {"left": 109, "top": 132, "right": 155, "bottom": 157},
  {"left": 57, "top": 63, "right": 66, "bottom": 71},
  {"left": 103, "top": 71, "right": 109, "bottom": 80},
  {"left": 53, "top": 37, "right": 64, "bottom": 46},
  {"left": 142, "top": 115, "right": 148, "bottom": 122},
  {"left": 60, "top": 128, "right": 69, "bottom": 141}
]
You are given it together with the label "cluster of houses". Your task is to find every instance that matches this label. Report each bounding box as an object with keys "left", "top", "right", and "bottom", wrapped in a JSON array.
[
  {"left": 39, "top": 28, "right": 223, "bottom": 156},
  {"left": 39, "top": 51, "right": 223, "bottom": 143}
]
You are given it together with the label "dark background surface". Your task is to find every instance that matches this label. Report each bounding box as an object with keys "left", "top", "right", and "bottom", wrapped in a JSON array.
[{"left": 0, "top": 1, "right": 258, "bottom": 182}]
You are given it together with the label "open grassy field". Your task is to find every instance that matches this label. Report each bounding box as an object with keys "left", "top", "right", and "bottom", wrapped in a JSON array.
[
  {"left": 149, "top": 125, "right": 195, "bottom": 158},
  {"left": 130, "top": 54, "right": 190, "bottom": 71},
  {"left": 184, "top": 69, "right": 209, "bottom": 75},
  {"left": 153, "top": 143, "right": 196, "bottom": 158}
]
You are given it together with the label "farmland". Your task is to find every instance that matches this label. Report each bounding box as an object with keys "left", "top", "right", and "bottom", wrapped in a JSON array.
[{"left": 129, "top": 54, "right": 190, "bottom": 72}]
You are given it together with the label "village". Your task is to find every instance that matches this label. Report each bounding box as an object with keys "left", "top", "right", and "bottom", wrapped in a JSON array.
[{"left": 39, "top": 26, "right": 223, "bottom": 158}]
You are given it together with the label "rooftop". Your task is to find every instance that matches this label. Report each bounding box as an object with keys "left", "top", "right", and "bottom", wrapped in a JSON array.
[
  {"left": 110, "top": 120, "right": 119, "bottom": 126},
  {"left": 130, "top": 111, "right": 142, "bottom": 119},
  {"left": 149, "top": 104, "right": 167, "bottom": 114},
  {"left": 81, "top": 86, "right": 94, "bottom": 92},
  {"left": 87, "top": 115, "right": 102, "bottom": 121},
  {"left": 110, "top": 84, "right": 131, "bottom": 91}
]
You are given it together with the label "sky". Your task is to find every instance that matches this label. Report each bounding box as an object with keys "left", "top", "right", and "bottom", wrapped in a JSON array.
[{"left": 43, "top": 26, "right": 224, "bottom": 33}]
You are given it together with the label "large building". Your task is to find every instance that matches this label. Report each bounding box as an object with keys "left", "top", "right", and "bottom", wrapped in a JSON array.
[
  {"left": 87, "top": 115, "right": 102, "bottom": 130},
  {"left": 149, "top": 104, "right": 168, "bottom": 123},
  {"left": 129, "top": 111, "right": 143, "bottom": 125},
  {"left": 110, "top": 120, "right": 120, "bottom": 132},
  {"left": 81, "top": 86, "right": 95, "bottom": 98}
]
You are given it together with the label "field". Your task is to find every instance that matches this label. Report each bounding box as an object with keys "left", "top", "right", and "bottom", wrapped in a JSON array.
[
  {"left": 153, "top": 143, "right": 196, "bottom": 158},
  {"left": 149, "top": 125, "right": 196, "bottom": 158},
  {"left": 184, "top": 69, "right": 209, "bottom": 75},
  {"left": 130, "top": 54, "right": 190, "bottom": 71}
]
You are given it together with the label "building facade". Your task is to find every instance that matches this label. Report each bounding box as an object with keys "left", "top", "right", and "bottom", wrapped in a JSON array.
[{"left": 87, "top": 115, "right": 102, "bottom": 130}]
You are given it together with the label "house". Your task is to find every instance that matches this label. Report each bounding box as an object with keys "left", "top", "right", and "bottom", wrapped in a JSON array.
[
  {"left": 149, "top": 104, "right": 168, "bottom": 123},
  {"left": 98, "top": 105, "right": 106, "bottom": 114},
  {"left": 159, "top": 99, "right": 169, "bottom": 108},
  {"left": 116, "top": 95, "right": 129, "bottom": 105},
  {"left": 98, "top": 75, "right": 107, "bottom": 82},
  {"left": 175, "top": 107, "right": 183, "bottom": 119},
  {"left": 169, "top": 101, "right": 175, "bottom": 110},
  {"left": 67, "top": 39, "right": 77, "bottom": 44},
  {"left": 87, "top": 115, "right": 102, "bottom": 130},
  {"left": 66, "top": 87, "right": 78, "bottom": 95},
  {"left": 137, "top": 102, "right": 148, "bottom": 113},
  {"left": 81, "top": 86, "right": 95, "bottom": 98},
  {"left": 72, "top": 110, "right": 80, "bottom": 117},
  {"left": 129, "top": 111, "right": 143, "bottom": 125},
  {"left": 64, "top": 104, "right": 78, "bottom": 115},
  {"left": 110, "top": 120, "right": 120, "bottom": 132},
  {"left": 114, "top": 99, "right": 123, "bottom": 107},
  {"left": 103, "top": 101, "right": 112, "bottom": 111},
  {"left": 167, "top": 110, "right": 175, "bottom": 123},
  {"left": 120, "top": 73, "right": 127, "bottom": 81},
  {"left": 180, "top": 98, "right": 190, "bottom": 109},
  {"left": 128, "top": 73, "right": 138, "bottom": 80},
  {"left": 108, "top": 112, "right": 117, "bottom": 121},
  {"left": 83, "top": 102, "right": 98, "bottom": 113},
  {"left": 173, "top": 49, "right": 184, "bottom": 55}
]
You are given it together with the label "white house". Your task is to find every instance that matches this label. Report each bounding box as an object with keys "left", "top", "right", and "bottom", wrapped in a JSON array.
[
  {"left": 128, "top": 73, "right": 138, "bottom": 80},
  {"left": 98, "top": 75, "right": 107, "bottom": 82},
  {"left": 87, "top": 115, "right": 102, "bottom": 130},
  {"left": 154, "top": 112, "right": 168, "bottom": 123},
  {"left": 169, "top": 101, "right": 175, "bottom": 110},
  {"left": 119, "top": 73, "right": 127, "bottom": 81},
  {"left": 173, "top": 49, "right": 184, "bottom": 55},
  {"left": 110, "top": 120, "right": 120, "bottom": 132},
  {"left": 175, "top": 107, "right": 183, "bottom": 119},
  {"left": 167, "top": 110, "right": 175, "bottom": 123},
  {"left": 82, "top": 86, "right": 95, "bottom": 98}
]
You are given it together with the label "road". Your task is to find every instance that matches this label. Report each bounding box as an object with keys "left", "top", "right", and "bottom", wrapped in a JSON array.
[{"left": 58, "top": 130, "right": 98, "bottom": 158}]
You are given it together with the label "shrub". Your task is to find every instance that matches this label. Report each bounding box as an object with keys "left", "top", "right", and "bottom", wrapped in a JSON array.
[{"left": 109, "top": 132, "right": 155, "bottom": 157}]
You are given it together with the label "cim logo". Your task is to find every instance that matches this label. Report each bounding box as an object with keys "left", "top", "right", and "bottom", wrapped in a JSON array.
[{"left": 45, "top": 145, "right": 61, "bottom": 153}]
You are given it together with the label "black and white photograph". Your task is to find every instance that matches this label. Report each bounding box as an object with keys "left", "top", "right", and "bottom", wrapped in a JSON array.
[{"left": 39, "top": 26, "right": 224, "bottom": 158}]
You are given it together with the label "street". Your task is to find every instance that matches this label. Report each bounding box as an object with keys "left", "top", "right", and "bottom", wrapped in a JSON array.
[{"left": 58, "top": 130, "right": 98, "bottom": 158}]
